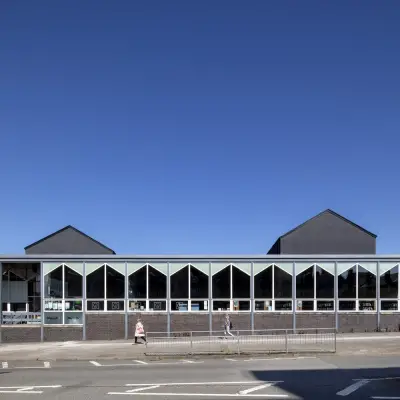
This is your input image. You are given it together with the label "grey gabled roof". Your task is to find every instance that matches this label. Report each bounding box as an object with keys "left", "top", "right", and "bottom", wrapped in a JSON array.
[
  {"left": 278, "top": 209, "right": 377, "bottom": 240},
  {"left": 24, "top": 225, "right": 116, "bottom": 254}
]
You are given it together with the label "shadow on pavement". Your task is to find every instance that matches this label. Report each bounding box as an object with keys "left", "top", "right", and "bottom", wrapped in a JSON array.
[{"left": 250, "top": 367, "right": 400, "bottom": 399}]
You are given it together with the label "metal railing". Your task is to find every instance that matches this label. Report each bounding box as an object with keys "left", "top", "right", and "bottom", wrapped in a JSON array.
[
  {"left": 145, "top": 328, "right": 336, "bottom": 356},
  {"left": 1, "top": 312, "right": 41, "bottom": 325}
]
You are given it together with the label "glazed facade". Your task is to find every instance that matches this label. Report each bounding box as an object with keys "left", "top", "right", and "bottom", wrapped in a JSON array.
[{"left": 1, "top": 255, "right": 399, "bottom": 342}]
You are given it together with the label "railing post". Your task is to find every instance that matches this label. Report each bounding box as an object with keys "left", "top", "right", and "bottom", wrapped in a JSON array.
[
  {"left": 285, "top": 329, "right": 288, "bottom": 353},
  {"left": 334, "top": 330, "right": 337, "bottom": 353},
  {"left": 237, "top": 331, "right": 240, "bottom": 355}
]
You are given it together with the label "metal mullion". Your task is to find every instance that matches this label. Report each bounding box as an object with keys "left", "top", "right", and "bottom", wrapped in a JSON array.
[
  {"left": 83, "top": 262, "right": 86, "bottom": 340},
  {"left": 209, "top": 262, "right": 212, "bottom": 334},
  {"left": 356, "top": 264, "right": 359, "bottom": 311},
  {"left": 40, "top": 261, "right": 44, "bottom": 341},
  {"left": 124, "top": 261, "right": 128, "bottom": 340},
  {"left": 292, "top": 262, "right": 296, "bottom": 333},
  {"left": 250, "top": 262, "right": 254, "bottom": 332},
  {"left": 377, "top": 261, "right": 380, "bottom": 330},
  {"left": 334, "top": 261, "right": 338, "bottom": 331},
  {"left": 314, "top": 264, "right": 316, "bottom": 311},
  {"left": 167, "top": 262, "right": 170, "bottom": 336},
  {"left": 104, "top": 264, "right": 107, "bottom": 312},
  {"left": 62, "top": 264, "right": 65, "bottom": 325},
  {"left": 272, "top": 264, "right": 275, "bottom": 310},
  {"left": 146, "top": 264, "right": 149, "bottom": 311}
]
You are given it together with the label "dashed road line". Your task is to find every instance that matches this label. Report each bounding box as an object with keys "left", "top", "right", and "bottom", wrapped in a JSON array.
[
  {"left": 90, "top": 361, "right": 102, "bottom": 367},
  {"left": 44, "top": 361, "right": 51, "bottom": 368},
  {"left": 238, "top": 383, "right": 274, "bottom": 395},
  {"left": 2, "top": 362, "right": 8, "bottom": 369},
  {"left": 337, "top": 380, "right": 370, "bottom": 396},
  {"left": 134, "top": 360, "right": 148, "bottom": 365}
]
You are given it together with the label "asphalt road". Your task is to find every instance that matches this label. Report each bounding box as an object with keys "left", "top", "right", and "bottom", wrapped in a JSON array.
[{"left": 1, "top": 355, "right": 400, "bottom": 399}]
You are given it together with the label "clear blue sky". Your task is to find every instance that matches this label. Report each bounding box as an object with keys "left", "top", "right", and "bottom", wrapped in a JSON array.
[{"left": 1, "top": 1, "right": 399, "bottom": 255}]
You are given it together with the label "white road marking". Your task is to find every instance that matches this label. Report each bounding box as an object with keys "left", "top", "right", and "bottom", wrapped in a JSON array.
[
  {"left": 134, "top": 360, "right": 148, "bottom": 365},
  {"left": 108, "top": 393, "right": 288, "bottom": 397},
  {"left": 180, "top": 360, "right": 195, "bottom": 363},
  {"left": 2, "top": 362, "right": 8, "bottom": 369},
  {"left": 238, "top": 383, "right": 273, "bottom": 395},
  {"left": 44, "top": 362, "right": 50, "bottom": 368},
  {"left": 337, "top": 380, "right": 370, "bottom": 396},
  {"left": 244, "top": 356, "right": 316, "bottom": 362},
  {"left": 0, "top": 385, "right": 61, "bottom": 394},
  {"left": 127, "top": 386, "right": 161, "bottom": 393},
  {"left": 371, "top": 397, "right": 400, "bottom": 399},
  {"left": 225, "top": 358, "right": 237, "bottom": 362},
  {"left": 97, "top": 361, "right": 203, "bottom": 367},
  {"left": 125, "top": 381, "right": 280, "bottom": 387},
  {"left": 90, "top": 361, "right": 102, "bottom": 367}
]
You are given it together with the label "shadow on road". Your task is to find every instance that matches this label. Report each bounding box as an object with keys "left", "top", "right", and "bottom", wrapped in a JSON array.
[{"left": 250, "top": 367, "right": 400, "bottom": 399}]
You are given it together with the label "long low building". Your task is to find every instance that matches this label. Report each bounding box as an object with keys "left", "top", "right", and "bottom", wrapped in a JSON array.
[{"left": 0, "top": 209, "right": 398, "bottom": 342}]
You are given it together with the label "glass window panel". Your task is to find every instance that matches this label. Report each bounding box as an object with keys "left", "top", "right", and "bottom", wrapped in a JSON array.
[
  {"left": 275, "top": 300, "right": 292, "bottom": 311},
  {"left": 171, "top": 300, "right": 188, "bottom": 311},
  {"left": 339, "top": 300, "right": 356, "bottom": 311},
  {"left": 296, "top": 267, "right": 314, "bottom": 299},
  {"left": 358, "top": 266, "right": 376, "bottom": 299},
  {"left": 296, "top": 300, "right": 314, "bottom": 311},
  {"left": 317, "top": 301, "right": 334, "bottom": 311},
  {"left": 316, "top": 267, "right": 334, "bottom": 298},
  {"left": 106, "top": 266, "right": 125, "bottom": 299},
  {"left": 87, "top": 300, "right": 105, "bottom": 311},
  {"left": 86, "top": 265, "right": 105, "bottom": 299},
  {"left": 254, "top": 266, "right": 272, "bottom": 298},
  {"left": 171, "top": 266, "right": 189, "bottom": 299},
  {"left": 380, "top": 266, "right": 398, "bottom": 299},
  {"left": 254, "top": 300, "right": 272, "bottom": 311},
  {"left": 338, "top": 266, "right": 356, "bottom": 298},
  {"left": 212, "top": 267, "right": 231, "bottom": 299},
  {"left": 44, "top": 266, "right": 63, "bottom": 298},
  {"left": 233, "top": 300, "right": 250, "bottom": 311},
  {"left": 107, "top": 300, "right": 124, "bottom": 311},
  {"left": 149, "top": 300, "right": 166, "bottom": 311},
  {"left": 128, "top": 300, "right": 146, "bottom": 311},
  {"left": 64, "top": 300, "right": 82, "bottom": 311},
  {"left": 65, "top": 312, "right": 83, "bottom": 325},
  {"left": 274, "top": 266, "right": 292, "bottom": 298},
  {"left": 148, "top": 266, "right": 167, "bottom": 299},
  {"left": 232, "top": 266, "right": 250, "bottom": 298},
  {"left": 190, "top": 267, "right": 209, "bottom": 298},
  {"left": 65, "top": 267, "right": 82, "bottom": 298},
  {"left": 128, "top": 266, "right": 147, "bottom": 299},
  {"left": 44, "top": 312, "right": 63, "bottom": 324},
  {"left": 213, "top": 300, "right": 230, "bottom": 311},
  {"left": 44, "top": 300, "right": 63, "bottom": 311},
  {"left": 381, "top": 300, "right": 398, "bottom": 311},
  {"left": 359, "top": 300, "right": 376, "bottom": 311},
  {"left": 191, "top": 300, "right": 208, "bottom": 311}
]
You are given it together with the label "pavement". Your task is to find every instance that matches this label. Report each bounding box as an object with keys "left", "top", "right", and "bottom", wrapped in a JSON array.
[
  {"left": 2, "top": 332, "right": 400, "bottom": 361},
  {"left": 1, "top": 354, "right": 400, "bottom": 399}
]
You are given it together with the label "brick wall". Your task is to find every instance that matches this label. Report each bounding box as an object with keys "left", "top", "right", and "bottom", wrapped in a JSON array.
[
  {"left": 380, "top": 314, "right": 400, "bottom": 332},
  {"left": 338, "top": 313, "right": 378, "bottom": 333},
  {"left": 1, "top": 326, "right": 41, "bottom": 343},
  {"left": 44, "top": 327, "right": 83, "bottom": 342},
  {"left": 254, "top": 313, "right": 293, "bottom": 330},
  {"left": 296, "top": 313, "right": 335, "bottom": 329},
  {"left": 170, "top": 313, "right": 209, "bottom": 333},
  {"left": 128, "top": 313, "right": 168, "bottom": 338},
  {"left": 86, "top": 313, "right": 125, "bottom": 340}
]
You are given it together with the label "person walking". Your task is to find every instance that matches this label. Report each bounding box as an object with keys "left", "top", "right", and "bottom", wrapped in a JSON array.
[
  {"left": 224, "top": 314, "right": 235, "bottom": 338},
  {"left": 134, "top": 317, "right": 147, "bottom": 344}
]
